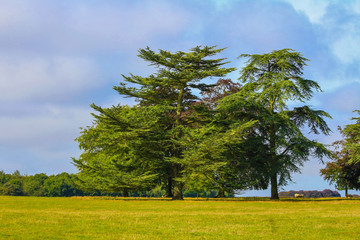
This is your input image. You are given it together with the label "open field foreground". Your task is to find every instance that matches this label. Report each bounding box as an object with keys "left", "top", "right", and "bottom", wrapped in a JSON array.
[{"left": 1, "top": 196, "right": 360, "bottom": 239}]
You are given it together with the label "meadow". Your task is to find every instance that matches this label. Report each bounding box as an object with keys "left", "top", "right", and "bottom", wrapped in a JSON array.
[{"left": 1, "top": 196, "right": 360, "bottom": 239}]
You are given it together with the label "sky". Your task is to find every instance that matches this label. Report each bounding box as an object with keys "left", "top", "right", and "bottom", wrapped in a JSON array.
[{"left": 1, "top": 0, "right": 360, "bottom": 197}]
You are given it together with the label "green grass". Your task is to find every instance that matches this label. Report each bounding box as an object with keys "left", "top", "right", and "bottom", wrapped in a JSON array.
[{"left": 1, "top": 196, "right": 360, "bottom": 239}]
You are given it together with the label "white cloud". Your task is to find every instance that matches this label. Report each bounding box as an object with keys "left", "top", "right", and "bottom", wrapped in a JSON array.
[
  {"left": 353, "top": 0, "right": 360, "bottom": 14},
  {"left": 331, "top": 23, "right": 360, "bottom": 64},
  {"left": 0, "top": 55, "right": 99, "bottom": 101},
  {"left": 0, "top": 0, "right": 190, "bottom": 54},
  {"left": 0, "top": 0, "right": 192, "bottom": 102},
  {"left": 0, "top": 145, "right": 80, "bottom": 174},
  {"left": 0, "top": 0, "right": 194, "bottom": 175},
  {"left": 0, "top": 102, "right": 94, "bottom": 174},
  {"left": 283, "top": 0, "right": 330, "bottom": 24},
  {"left": 303, "top": 0, "right": 360, "bottom": 65},
  {"left": 326, "top": 85, "right": 360, "bottom": 112},
  {"left": 208, "top": 0, "right": 234, "bottom": 10},
  {"left": 0, "top": 105, "right": 93, "bottom": 147}
]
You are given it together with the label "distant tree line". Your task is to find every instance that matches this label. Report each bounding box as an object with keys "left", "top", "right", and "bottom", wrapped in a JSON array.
[
  {"left": 0, "top": 171, "right": 81, "bottom": 197},
  {"left": 0, "top": 170, "right": 232, "bottom": 197}
]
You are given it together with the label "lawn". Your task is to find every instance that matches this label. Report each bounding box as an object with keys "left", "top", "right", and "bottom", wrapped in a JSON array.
[{"left": 0, "top": 196, "right": 359, "bottom": 239}]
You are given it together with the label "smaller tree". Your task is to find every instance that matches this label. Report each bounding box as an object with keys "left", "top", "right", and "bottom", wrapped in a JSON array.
[
  {"left": 343, "top": 110, "right": 360, "bottom": 163},
  {"left": 321, "top": 124, "right": 360, "bottom": 197}
]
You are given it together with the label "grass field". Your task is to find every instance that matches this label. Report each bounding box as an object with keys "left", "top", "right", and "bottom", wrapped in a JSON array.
[{"left": 1, "top": 196, "right": 360, "bottom": 239}]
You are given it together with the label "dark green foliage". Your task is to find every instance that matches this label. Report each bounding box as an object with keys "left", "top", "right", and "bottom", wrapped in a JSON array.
[
  {"left": 343, "top": 110, "right": 360, "bottom": 163},
  {"left": 73, "top": 105, "right": 163, "bottom": 196},
  {"left": 0, "top": 170, "right": 11, "bottom": 184},
  {"left": 180, "top": 118, "right": 263, "bottom": 197},
  {"left": 321, "top": 158, "right": 360, "bottom": 195},
  {"left": 1, "top": 179, "right": 23, "bottom": 196},
  {"left": 73, "top": 46, "right": 235, "bottom": 200},
  {"left": 0, "top": 170, "right": 128, "bottom": 197},
  {"left": 0, "top": 169, "right": 239, "bottom": 198},
  {"left": 321, "top": 122, "right": 360, "bottom": 196},
  {"left": 218, "top": 49, "right": 332, "bottom": 199},
  {"left": 178, "top": 78, "right": 268, "bottom": 197},
  {"left": 23, "top": 173, "right": 48, "bottom": 196},
  {"left": 72, "top": 47, "right": 334, "bottom": 199},
  {"left": 43, "top": 173, "right": 83, "bottom": 197},
  {"left": 182, "top": 189, "right": 234, "bottom": 198},
  {"left": 0, "top": 171, "right": 23, "bottom": 196}
]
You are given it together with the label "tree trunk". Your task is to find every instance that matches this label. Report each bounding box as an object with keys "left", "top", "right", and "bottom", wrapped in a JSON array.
[
  {"left": 165, "top": 177, "right": 173, "bottom": 198},
  {"left": 175, "top": 88, "right": 184, "bottom": 126},
  {"left": 216, "top": 188, "right": 225, "bottom": 198},
  {"left": 122, "top": 189, "right": 129, "bottom": 197},
  {"left": 268, "top": 97, "right": 279, "bottom": 200},
  {"left": 172, "top": 183, "right": 183, "bottom": 200},
  {"left": 345, "top": 186, "right": 348, "bottom": 198},
  {"left": 171, "top": 163, "right": 183, "bottom": 200},
  {"left": 270, "top": 174, "right": 279, "bottom": 200},
  {"left": 269, "top": 118, "right": 279, "bottom": 200},
  {"left": 171, "top": 86, "right": 185, "bottom": 201}
]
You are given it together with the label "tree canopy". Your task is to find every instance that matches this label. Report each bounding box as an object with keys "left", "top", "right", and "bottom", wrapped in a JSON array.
[
  {"left": 73, "top": 47, "right": 332, "bottom": 200},
  {"left": 217, "top": 49, "right": 332, "bottom": 199},
  {"left": 73, "top": 46, "right": 236, "bottom": 199}
]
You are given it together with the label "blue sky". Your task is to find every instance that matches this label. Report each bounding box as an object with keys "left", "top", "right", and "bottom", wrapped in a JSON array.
[{"left": 1, "top": 0, "right": 359, "bottom": 196}]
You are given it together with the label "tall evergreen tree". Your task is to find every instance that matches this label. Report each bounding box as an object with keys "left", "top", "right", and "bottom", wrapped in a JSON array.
[
  {"left": 218, "top": 49, "right": 332, "bottom": 199},
  {"left": 74, "top": 46, "right": 235, "bottom": 199}
]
